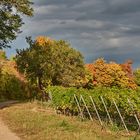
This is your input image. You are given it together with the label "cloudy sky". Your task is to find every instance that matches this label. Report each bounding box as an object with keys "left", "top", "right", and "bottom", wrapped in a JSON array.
[{"left": 5, "top": 0, "right": 140, "bottom": 68}]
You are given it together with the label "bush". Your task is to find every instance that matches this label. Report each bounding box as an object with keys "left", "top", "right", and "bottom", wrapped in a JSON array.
[{"left": 0, "top": 72, "right": 33, "bottom": 100}]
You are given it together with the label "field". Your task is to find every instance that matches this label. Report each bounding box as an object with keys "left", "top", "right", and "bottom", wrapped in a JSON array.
[{"left": 0, "top": 102, "right": 138, "bottom": 140}]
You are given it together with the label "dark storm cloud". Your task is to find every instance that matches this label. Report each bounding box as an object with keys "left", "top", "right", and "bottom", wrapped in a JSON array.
[
  {"left": 7, "top": 0, "right": 140, "bottom": 68},
  {"left": 103, "top": 0, "right": 140, "bottom": 15},
  {"left": 75, "top": 0, "right": 140, "bottom": 20},
  {"left": 33, "top": 0, "right": 84, "bottom": 7}
]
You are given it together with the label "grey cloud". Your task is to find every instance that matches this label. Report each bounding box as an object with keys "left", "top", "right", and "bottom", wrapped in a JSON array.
[
  {"left": 5, "top": 0, "right": 140, "bottom": 69},
  {"left": 32, "top": 0, "right": 83, "bottom": 7},
  {"left": 105, "top": 0, "right": 140, "bottom": 15}
]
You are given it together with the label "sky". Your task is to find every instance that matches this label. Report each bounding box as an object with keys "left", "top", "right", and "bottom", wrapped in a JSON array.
[{"left": 5, "top": 0, "right": 140, "bottom": 68}]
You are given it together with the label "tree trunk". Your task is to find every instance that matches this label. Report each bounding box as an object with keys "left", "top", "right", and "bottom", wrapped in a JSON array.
[{"left": 37, "top": 77, "right": 49, "bottom": 101}]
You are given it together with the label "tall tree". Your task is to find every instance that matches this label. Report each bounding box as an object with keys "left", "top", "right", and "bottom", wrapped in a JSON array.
[
  {"left": 0, "top": 0, "right": 33, "bottom": 49},
  {"left": 16, "top": 36, "right": 85, "bottom": 99}
]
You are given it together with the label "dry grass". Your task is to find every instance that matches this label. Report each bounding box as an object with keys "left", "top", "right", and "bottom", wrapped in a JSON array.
[{"left": 0, "top": 102, "right": 137, "bottom": 140}]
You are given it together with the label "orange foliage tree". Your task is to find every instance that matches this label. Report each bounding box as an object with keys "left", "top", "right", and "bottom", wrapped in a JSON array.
[
  {"left": 120, "top": 60, "right": 136, "bottom": 89},
  {"left": 85, "top": 58, "right": 137, "bottom": 89}
]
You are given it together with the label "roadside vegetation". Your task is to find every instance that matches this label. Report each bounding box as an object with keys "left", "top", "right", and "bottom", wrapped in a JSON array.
[{"left": 0, "top": 51, "right": 33, "bottom": 101}]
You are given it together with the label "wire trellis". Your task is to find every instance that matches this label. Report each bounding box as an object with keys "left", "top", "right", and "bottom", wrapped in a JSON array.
[{"left": 73, "top": 94, "right": 140, "bottom": 134}]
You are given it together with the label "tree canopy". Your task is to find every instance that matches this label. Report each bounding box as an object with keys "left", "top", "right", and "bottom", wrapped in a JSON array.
[
  {"left": 85, "top": 58, "right": 137, "bottom": 89},
  {"left": 0, "top": 0, "right": 33, "bottom": 49},
  {"left": 16, "top": 36, "right": 85, "bottom": 91}
]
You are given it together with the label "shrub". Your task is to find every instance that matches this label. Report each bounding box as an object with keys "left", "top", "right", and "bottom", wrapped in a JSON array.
[
  {"left": 0, "top": 73, "right": 21, "bottom": 99},
  {"left": 0, "top": 72, "right": 33, "bottom": 100}
]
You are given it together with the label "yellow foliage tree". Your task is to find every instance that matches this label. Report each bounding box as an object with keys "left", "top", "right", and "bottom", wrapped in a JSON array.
[{"left": 93, "top": 58, "right": 131, "bottom": 88}]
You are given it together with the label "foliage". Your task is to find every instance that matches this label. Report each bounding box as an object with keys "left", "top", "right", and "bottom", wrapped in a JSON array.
[
  {"left": 93, "top": 58, "right": 129, "bottom": 88},
  {"left": 134, "top": 68, "right": 140, "bottom": 86},
  {"left": 0, "top": 59, "right": 36, "bottom": 100},
  {"left": 0, "top": 0, "right": 33, "bottom": 49},
  {"left": 0, "top": 72, "right": 27, "bottom": 100},
  {"left": 0, "top": 50, "right": 7, "bottom": 59},
  {"left": 84, "top": 64, "right": 95, "bottom": 86},
  {"left": 120, "top": 60, "right": 136, "bottom": 89},
  {"left": 86, "top": 58, "right": 137, "bottom": 89},
  {"left": 120, "top": 60, "right": 133, "bottom": 78},
  {"left": 16, "top": 36, "right": 86, "bottom": 90},
  {"left": 83, "top": 67, "right": 94, "bottom": 88},
  {"left": 46, "top": 86, "right": 140, "bottom": 119}
]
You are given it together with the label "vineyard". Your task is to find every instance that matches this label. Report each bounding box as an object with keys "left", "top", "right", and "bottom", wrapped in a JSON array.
[{"left": 47, "top": 86, "right": 140, "bottom": 132}]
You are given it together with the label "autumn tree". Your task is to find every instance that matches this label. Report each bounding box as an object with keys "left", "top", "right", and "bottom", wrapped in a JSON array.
[
  {"left": 94, "top": 58, "right": 128, "bottom": 87},
  {"left": 120, "top": 60, "right": 136, "bottom": 89},
  {"left": 0, "top": 0, "right": 33, "bottom": 49},
  {"left": 91, "top": 58, "right": 136, "bottom": 88},
  {"left": 16, "top": 36, "right": 85, "bottom": 99},
  {"left": 120, "top": 60, "right": 133, "bottom": 78}
]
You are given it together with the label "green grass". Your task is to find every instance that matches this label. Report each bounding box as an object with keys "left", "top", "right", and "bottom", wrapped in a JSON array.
[{"left": 0, "top": 102, "right": 137, "bottom": 140}]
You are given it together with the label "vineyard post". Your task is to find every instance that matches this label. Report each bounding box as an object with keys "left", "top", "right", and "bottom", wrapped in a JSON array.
[
  {"left": 100, "top": 96, "right": 113, "bottom": 126},
  {"left": 127, "top": 98, "right": 140, "bottom": 131},
  {"left": 113, "top": 99, "right": 129, "bottom": 133},
  {"left": 74, "top": 94, "right": 84, "bottom": 120},
  {"left": 80, "top": 95, "right": 93, "bottom": 121},
  {"left": 89, "top": 96, "right": 103, "bottom": 127}
]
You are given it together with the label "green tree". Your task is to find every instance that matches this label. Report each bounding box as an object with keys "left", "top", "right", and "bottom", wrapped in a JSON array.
[
  {"left": 134, "top": 68, "right": 140, "bottom": 86},
  {"left": 16, "top": 36, "right": 85, "bottom": 99},
  {"left": 0, "top": 0, "right": 33, "bottom": 49}
]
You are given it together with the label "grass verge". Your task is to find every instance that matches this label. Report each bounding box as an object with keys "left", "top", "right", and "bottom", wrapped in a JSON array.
[{"left": 0, "top": 102, "right": 137, "bottom": 140}]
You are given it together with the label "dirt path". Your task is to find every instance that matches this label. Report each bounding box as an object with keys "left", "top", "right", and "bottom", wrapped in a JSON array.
[
  {"left": 0, "top": 101, "right": 20, "bottom": 140},
  {"left": 0, "top": 101, "right": 19, "bottom": 109},
  {"left": 0, "top": 118, "right": 20, "bottom": 140}
]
